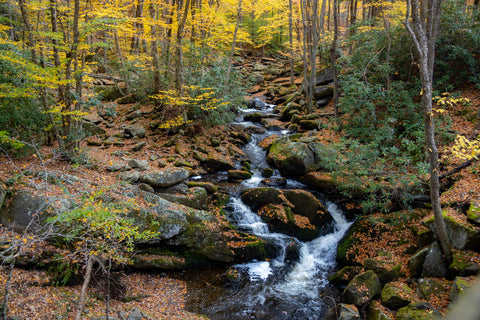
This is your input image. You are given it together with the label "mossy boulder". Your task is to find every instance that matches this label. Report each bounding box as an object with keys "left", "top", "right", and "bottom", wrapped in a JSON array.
[
  {"left": 241, "top": 188, "right": 283, "bottom": 212},
  {"left": 204, "top": 155, "right": 235, "bottom": 171},
  {"left": 328, "top": 266, "right": 364, "bottom": 286},
  {"left": 228, "top": 170, "right": 252, "bottom": 181},
  {"left": 282, "top": 189, "right": 331, "bottom": 226},
  {"left": 449, "top": 249, "right": 480, "bottom": 276},
  {"left": 416, "top": 278, "right": 449, "bottom": 300},
  {"left": 267, "top": 137, "right": 315, "bottom": 177},
  {"left": 337, "top": 219, "right": 368, "bottom": 265},
  {"left": 366, "top": 300, "right": 394, "bottom": 320},
  {"left": 408, "top": 247, "right": 429, "bottom": 277},
  {"left": 422, "top": 242, "right": 448, "bottom": 278},
  {"left": 424, "top": 211, "right": 480, "bottom": 251},
  {"left": 396, "top": 302, "right": 442, "bottom": 320},
  {"left": 467, "top": 201, "right": 480, "bottom": 225},
  {"left": 186, "top": 181, "right": 218, "bottom": 194},
  {"left": 325, "top": 303, "right": 360, "bottom": 320},
  {"left": 381, "top": 281, "right": 416, "bottom": 310},
  {"left": 342, "top": 270, "right": 382, "bottom": 306},
  {"left": 364, "top": 256, "right": 401, "bottom": 284},
  {"left": 157, "top": 186, "right": 208, "bottom": 210}
]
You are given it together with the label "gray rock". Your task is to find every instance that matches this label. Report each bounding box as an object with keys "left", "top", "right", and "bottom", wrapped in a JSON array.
[
  {"left": 381, "top": 281, "right": 415, "bottom": 310},
  {"left": 123, "top": 125, "right": 145, "bottom": 138},
  {"left": 119, "top": 171, "right": 140, "bottom": 183},
  {"left": 326, "top": 303, "right": 360, "bottom": 320},
  {"left": 158, "top": 187, "right": 208, "bottom": 210},
  {"left": 131, "top": 141, "right": 146, "bottom": 151},
  {"left": 267, "top": 137, "right": 315, "bottom": 177},
  {"left": 138, "top": 183, "right": 154, "bottom": 193},
  {"left": 126, "top": 308, "right": 143, "bottom": 320},
  {"left": 396, "top": 302, "right": 442, "bottom": 320},
  {"left": 82, "top": 120, "right": 106, "bottom": 136},
  {"left": 313, "top": 86, "right": 334, "bottom": 100},
  {"left": 107, "top": 163, "right": 130, "bottom": 172},
  {"left": 204, "top": 156, "right": 235, "bottom": 171},
  {"left": 422, "top": 242, "right": 448, "bottom": 277},
  {"left": 141, "top": 168, "right": 191, "bottom": 187},
  {"left": 450, "top": 276, "right": 477, "bottom": 303},
  {"left": 83, "top": 113, "right": 103, "bottom": 124},
  {"left": 0, "top": 183, "right": 7, "bottom": 209},
  {"left": 408, "top": 247, "right": 429, "bottom": 277},
  {"left": 128, "top": 159, "right": 150, "bottom": 170}
]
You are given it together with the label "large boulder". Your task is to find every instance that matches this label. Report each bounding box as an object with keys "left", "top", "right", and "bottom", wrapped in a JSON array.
[
  {"left": 326, "top": 303, "right": 360, "bottom": 320},
  {"left": 422, "top": 242, "right": 448, "bottom": 278},
  {"left": 408, "top": 247, "right": 429, "bottom": 277},
  {"left": 123, "top": 124, "right": 145, "bottom": 138},
  {"left": 140, "top": 168, "right": 192, "bottom": 187},
  {"left": 380, "top": 281, "right": 416, "bottom": 310},
  {"left": 342, "top": 270, "right": 382, "bottom": 306},
  {"left": 363, "top": 256, "right": 401, "bottom": 284},
  {"left": 450, "top": 276, "right": 477, "bottom": 303},
  {"left": 157, "top": 186, "right": 208, "bottom": 210},
  {"left": 267, "top": 137, "right": 315, "bottom": 177},
  {"left": 241, "top": 188, "right": 332, "bottom": 241},
  {"left": 366, "top": 300, "right": 394, "bottom": 320},
  {"left": 424, "top": 212, "right": 480, "bottom": 251},
  {"left": 396, "top": 302, "right": 442, "bottom": 320},
  {"left": 204, "top": 155, "right": 235, "bottom": 171}
]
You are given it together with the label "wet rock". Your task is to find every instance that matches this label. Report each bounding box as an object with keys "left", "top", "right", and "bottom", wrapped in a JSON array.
[
  {"left": 261, "top": 177, "right": 286, "bottom": 186},
  {"left": 248, "top": 97, "right": 267, "bottom": 109},
  {"left": 261, "top": 118, "right": 285, "bottom": 131},
  {"left": 244, "top": 112, "right": 264, "bottom": 122},
  {"left": 228, "top": 170, "right": 252, "bottom": 181},
  {"left": 282, "top": 189, "right": 331, "bottom": 226},
  {"left": 204, "top": 156, "right": 235, "bottom": 171},
  {"left": 281, "top": 102, "right": 302, "bottom": 121},
  {"left": 299, "top": 119, "right": 320, "bottom": 130},
  {"left": 396, "top": 302, "right": 442, "bottom": 320},
  {"left": 342, "top": 270, "right": 382, "bottom": 306},
  {"left": 313, "top": 86, "right": 334, "bottom": 100},
  {"left": 140, "top": 168, "right": 191, "bottom": 187},
  {"left": 229, "top": 131, "right": 251, "bottom": 145},
  {"left": 261, "top": 167, "right": 274, "bottom": 178},
  {"left": 328, "top": 266, "right": 364, "bottom": 286},
  {"left": 241, "top": 188, "right": 283, "bottom": 212},
  {"left": 381, "top": 281, "right": 416, "bottom": 310},
  {"left": 128, "top": 159, "right": 150, "bottom": 170},
  {"left": 267, "top": 137, "right": 315, "bottom": 177},
  {"left": 119, "top": 171, "right": 140, "bottom": 183},
  {"left": 245, "top": 125, "right": 266, "bottom": 134},
  {"left": 422, "top": 242, "right": 448, "bottom": 278},
  {"left": 123, "top": 124, "right": 145, "bottom": 138},
  {"left": 366, "top": 300, "right": 394, "bottom": 320},
  {"left": 326, "top": 303, "right": 360, "bottom": 320},
  {"left": 187, "top": 182, "right": 218, "bottom": 194}
]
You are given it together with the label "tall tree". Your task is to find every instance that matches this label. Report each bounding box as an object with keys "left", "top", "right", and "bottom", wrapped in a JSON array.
[{"left": 404, "top": 0, "right": 452, "bottom": 261}]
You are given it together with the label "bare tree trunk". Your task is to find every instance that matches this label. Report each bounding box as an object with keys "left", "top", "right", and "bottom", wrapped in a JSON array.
[
  {"left": 289, "top": 0, "right": 295, "bottom": 85},
  {"left": 18, "top": 0, "right": 37, "bottom": 64},
  {"left": 405, "top": 0, "right": 452, "bottom": 262},
  {"left": 2, "top": 259, "right": 15, "bottom": 320},
  {"left": 331, "top": 0, "right": 339, "bottom": 120},
  {"left": 150, "top": 3, "right": 161, "bottom": 94},
  {"left": 225, "top": 0, "right": 243, "bottom": 87},
  {"left": 114, "top": 28, "right": 131, "bottom": 94},
  {"left": 76, "top": 255, "right": 94, "bottom": 320},
  {"left": 175, "top": 0, "right": 191, "bottom": 94}
]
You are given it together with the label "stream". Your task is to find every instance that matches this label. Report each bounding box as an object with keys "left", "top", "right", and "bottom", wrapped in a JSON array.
[{"left": 186, "top": 102, "right": 352, "bottom": 320}]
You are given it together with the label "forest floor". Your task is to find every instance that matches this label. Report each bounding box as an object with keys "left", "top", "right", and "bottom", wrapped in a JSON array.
[{"left": 0, "top": 57, "right": 480, "bottom": 319}]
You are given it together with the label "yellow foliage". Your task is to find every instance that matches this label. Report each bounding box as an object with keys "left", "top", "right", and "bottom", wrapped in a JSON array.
[{"left": 450, "top": 135, "right": 480, "bottom": 161}]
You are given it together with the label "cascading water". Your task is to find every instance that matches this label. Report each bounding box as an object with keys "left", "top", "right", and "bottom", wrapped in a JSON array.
[{"left": 189, "top": 104, "right": 352, "bottom": 320}]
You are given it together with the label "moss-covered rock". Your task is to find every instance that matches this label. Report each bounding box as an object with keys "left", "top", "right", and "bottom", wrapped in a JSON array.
[
  {"left": 366, "top": 300, "right": 394, "bottom": 320},
  {"left": 424, "top": 211, "right": 480, "bottom": 251},
  {"left": 467, "top": 201, "right": 480, "bottom": 225},
  {"left": 325, "top": 303, "right": 360, "bottom": 320},
  {"left": 342, "top": 270, "right": 382, "bottom": 306},
  {"left": 364, "top": 256, "right": 401, "bottom": 284},
  {"left": 449, "top": 249, "right": 480, "bottom": 276},
  {"left": 336, "top": 219, "right": 368, "bottom": 265},
  {"left": 381, "top": 281, "right": 416, "bottom": 310},
  {"left": 408, "top": 247, "right": 429, "bottom": 277},
  {"left": 204, "top": 155, "right": 235, "bottom": 171},
  {"left": 328, "top": 266, "right": 364, "bottom": 286},
  {"left": 187, "top": 181, "right": 218, "bottom": 194},
  {"left": 396, "top": 302, "right": 442, "bottom": 320},
  {"left": 227, "top": 170, "right": 252, "bottom": 181},
  {"left": 267, "top": 136, "right": 315, "bottom": 177},
  {"left": 140, "top": 168, "right": 192, "bottom": 187},
  {"left": 241, "top": 188, "right": 283, "bottom": 212},
  {"left": 157, "top": 186, "right": 208, "bottom": 210},
  {"left": 416, "top": 278, "right": 449, "bottom": 300}
]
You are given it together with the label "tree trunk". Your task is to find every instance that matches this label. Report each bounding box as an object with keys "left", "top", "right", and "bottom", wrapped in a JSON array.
[
  {"left": 289, "top": 0, "right": 295, "bottom": 85},
  {"left": 175, "top": 0, "right": 191, "bottom": 94},
  {"left": 224, "top": 0, "right": 243, "bottom": 87},
  {"left": 150, "top": 3, "right": 161, "bottom": 94},
  {"left": 75, "top": 255, "right": 94, "bottom": 320},
  {"left": 331, "top": 0, "right": 339, "bottom": 119},
  {"left": 405, "top": 0, "right": 452, "bottom": 262}
]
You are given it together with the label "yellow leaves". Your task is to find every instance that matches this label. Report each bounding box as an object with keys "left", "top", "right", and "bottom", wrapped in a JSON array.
[
  {"left": 449, "top": 135, "right": 480, "bottom": 161},
  {"left": 433, "top": 92, "right": 471, "bottom": 108}
]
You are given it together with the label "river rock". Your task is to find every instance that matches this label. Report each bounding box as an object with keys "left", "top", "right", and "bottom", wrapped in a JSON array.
[
  {"left": 328, "top": 266, "right": 363, "bottom": 286},
  {"left": 261, "top": 177, "right": 286, "bottom": 186},
  {"left": 281, "top": 102, "right": 302, "bottom": 121},
  {"left": 313, "top": 86, "right": 334, "bottom": 100},
  {"left": 396, "top": 302, "right": 442, "bottom": 320},
  {"left": 342, "top": 270, "right": 382, "bottom": 306},
  {"left": 261, "top": 118, "right": 285, "bottom": 131},
  {"left": 381, "top": 281, "right": 416, "bottom": 310},
  {"left": 140, "top": 168, "right": 191, "bottom": 187},
  {"left": 228, "top": 170, "right": 252, "bottom": 181},
  {"left": 267, "top": 137, "right": 315, "bottom": 177},
  {"left": 204, "top": 155, "right": 235, "bottom": 171},
  {"left": 241, "top": 188, "right": 283, "bottom": 212},
  {"left": 282, "top": 189, "right": 331, "bottom": 226},
  {"left": 244, "top": 112, "right": 264, "bottom": 122},
  {"left": 187, "top": 182, "right": 218, "bottom": 194},
  {"left": 325, "top": 303, "right": 360, "bottom": 320},
  {"left": 366, "top": 300, "right": 394, "bottom": 320}
]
